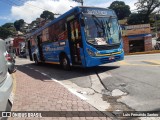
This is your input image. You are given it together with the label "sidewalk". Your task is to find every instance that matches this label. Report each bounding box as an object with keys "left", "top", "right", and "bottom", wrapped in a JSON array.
[
  {"left": 125, "top": 50, "right": 160, "bottom": 55},
  {"left": 8, "top": 65, "right": 112, "bottom": 120}
]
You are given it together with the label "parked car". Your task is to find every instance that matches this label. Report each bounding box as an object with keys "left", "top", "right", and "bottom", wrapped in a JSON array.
[
  {"left": 0, "top": 39, "right": 13, "bottom": 111},
  {"left": 154, "top": 37, "right": 160, "bottom": 50},
  {"left": 5, "top": 51, "right": 16, "bottom": 74},
  {"left": 19, "top": 51, "right": 27, "bottom": 58},
  {"left": 9, "top": 52, "right": 16, "bottom": 59}
]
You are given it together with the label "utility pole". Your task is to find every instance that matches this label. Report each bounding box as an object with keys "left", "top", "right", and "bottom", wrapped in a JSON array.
[
  {"left": 73, "top": 0, "right": 83, "bottom": 6},
  {"left": 154, "top": 9, "right": 160, "bottom": 38},
  {"left": 155, "top": 14, "right": 158, "bottom": 38},
  {"left": 81, "top": 0, "right": 83, "bottom": 6}
]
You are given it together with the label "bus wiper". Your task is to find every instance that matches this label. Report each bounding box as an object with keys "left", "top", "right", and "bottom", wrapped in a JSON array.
[
  {"left": 92, "top": 15, "right": 102, "bottom": 29},
  {"left": 92, "top": 15, "right": 106, "bottom": 37},
  {"left": 106, "top": 16, "right": 112, "bottom": 36},
  {"left": 92, "top": 15, "right": 104, "bottom": 29},
  {"left": 105, "top": 16, "right": 113, "bottom": 44}
]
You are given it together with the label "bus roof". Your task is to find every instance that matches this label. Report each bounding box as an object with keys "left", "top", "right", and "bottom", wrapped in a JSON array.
[{"left": 26, "top": 6, "right": 116, "bottom": 39}]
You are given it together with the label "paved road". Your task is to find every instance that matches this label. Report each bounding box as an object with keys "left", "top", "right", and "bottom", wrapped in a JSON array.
[{"left": 99, "top": 53, "right": 160, "bottom": 111}]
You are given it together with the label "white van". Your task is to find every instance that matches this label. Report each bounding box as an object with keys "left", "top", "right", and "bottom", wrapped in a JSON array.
[{"left": 0, "top": 39, "right": 13, "bottom": 111}]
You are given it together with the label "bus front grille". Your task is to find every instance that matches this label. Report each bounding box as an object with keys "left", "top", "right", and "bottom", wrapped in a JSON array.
[{"left": 92, "top": 43, "right": 120, "bottom": 50}]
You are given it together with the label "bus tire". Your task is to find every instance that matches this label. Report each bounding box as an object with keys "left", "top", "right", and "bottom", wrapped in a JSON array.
[
  {"left": 34, "top": 56, "right": 39, "bottom": 65},
  {"left": 60, "top": 55, "right": 70, "bottom": 70}
]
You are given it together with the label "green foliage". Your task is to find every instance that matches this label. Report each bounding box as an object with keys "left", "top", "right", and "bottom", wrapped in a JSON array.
[
  {"left": 155, "top": 14, "right": 160, "bottom": 20},
  {"left": 14, "top": 19, "right": 25, "bottom": 31},
  {"left": 31, "top": 20, "right": 37, "bottom": 25},
  {"left": 2, "top": 23, "right": 14, "bottom": 28},
  {"left": 134, "top": 0, "right": 160, "bottom": 24},
  {"left": 0, "top": 27, "right": 13, "bottom": 39},
  {"left": 109, "top": 1, "right": 131, "bottom": 20},
  {"left": 40, "top": 10, "right": 54, "bottom": 20},
  {"left": 127, "top": 13, "right": 146, "bottom": 25},
  {"left": 1, "top": 23, "right": 16, "bottom": 34}
]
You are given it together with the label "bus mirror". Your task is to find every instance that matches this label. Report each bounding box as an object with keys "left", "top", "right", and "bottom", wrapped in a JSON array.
[{"left": 80, "top": 18, "right": 85, "bottom": 27}]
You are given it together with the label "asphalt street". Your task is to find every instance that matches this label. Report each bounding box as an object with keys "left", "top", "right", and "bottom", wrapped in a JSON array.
[{"left": 100, "top": 53, "right": 160, "bottom": 111}]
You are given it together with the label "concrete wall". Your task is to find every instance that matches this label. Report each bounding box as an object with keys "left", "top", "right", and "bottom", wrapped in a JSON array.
[
  {"left": 144, "top": 35, "right": 152, "bottom": 51},
  {"left": 123, "top": 36, "right": 129, "bottom": 54}
]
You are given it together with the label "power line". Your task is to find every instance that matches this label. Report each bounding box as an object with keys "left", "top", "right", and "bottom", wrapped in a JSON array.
[
  {"left": 1, "top": 0, "right": 15, "bottom": 6},
  {"left": 7, "top": 0, "right": 21, "bottom": 6},
  {"left": 14, "top": 0, "right": 49, "bottom": 12},
  {"left": 16, "top": 0, "right": 61, "bottom": 15},
  {"left": 2, "top": 0, "right": 60, "bottom": 15}
]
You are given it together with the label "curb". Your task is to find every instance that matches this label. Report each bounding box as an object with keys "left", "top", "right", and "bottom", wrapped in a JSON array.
[
  {"left": 125, "top": 50, "right": 160, "bottom": 56},
  {"left": 9, "top": 73, "right": 16, "bottom": 105}
]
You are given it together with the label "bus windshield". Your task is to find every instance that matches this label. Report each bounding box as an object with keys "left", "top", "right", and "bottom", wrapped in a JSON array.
[{"left": 84, "top": 15, "right": 120, "bottom": 45}]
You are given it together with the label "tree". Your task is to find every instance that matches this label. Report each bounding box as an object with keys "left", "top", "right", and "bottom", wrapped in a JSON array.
[
  {"left": 1, "top": 23, "right": 16, "bottom": 35},
  {"left": 127, "top": 13, "right": 146, "bottom": 25},
  {"left": 109, "top": 1, "right": 131, "bottom": 20},
  {"left": 40, "top": 10, "right": 54, "bottom": 20},
  {"left": 2, "top": 23, "right": 14, "bottom": 28},
  {"left": 135, "top": 0, "right": 160, "bottom": 23},
  {"left": 14, "top": 19, "right": 25, "bottom": 31},
  {"left": 0, "top": 27, "right": 13, "bottom": 39}
]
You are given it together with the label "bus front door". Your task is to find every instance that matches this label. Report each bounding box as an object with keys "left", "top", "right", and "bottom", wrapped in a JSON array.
[
  {"left": 37, "top": 35, "right": 44, "bottom": 61},
  {"left": 67, "top": 19, "right": 84, "bottom": 65},
  {"left": 28, "top": 40, "right": 33, "bottom": 61}
]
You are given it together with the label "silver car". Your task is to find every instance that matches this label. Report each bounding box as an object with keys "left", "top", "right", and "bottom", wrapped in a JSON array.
[
  {"left": 0, "top": 39, "right": 13, "bottom": 111},
  {"left": 5, "top": 51, "right": 16, "bottom": 74}
]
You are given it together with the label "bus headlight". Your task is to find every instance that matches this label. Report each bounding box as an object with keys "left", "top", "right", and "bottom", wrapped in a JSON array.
[
  {"left": 118, "top": 48, "right": 124, "bottom": 52},
  {"left": 86, "top": 48, "right": 95, "bottom": 56}
]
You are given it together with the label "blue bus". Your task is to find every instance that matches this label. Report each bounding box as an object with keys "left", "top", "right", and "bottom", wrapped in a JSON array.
[{"left": 26, "top": 6, "right": 124, "bottom": 70}]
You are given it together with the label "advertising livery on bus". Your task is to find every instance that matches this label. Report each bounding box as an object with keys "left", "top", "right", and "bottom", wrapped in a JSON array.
[{"left": 26, "top": 6, "right": 124, "bottom": 70}]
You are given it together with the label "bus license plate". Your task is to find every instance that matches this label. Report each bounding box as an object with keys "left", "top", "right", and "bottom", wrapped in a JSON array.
[{"left": 109, "top": 56, "right": 115, "bottom": 60}]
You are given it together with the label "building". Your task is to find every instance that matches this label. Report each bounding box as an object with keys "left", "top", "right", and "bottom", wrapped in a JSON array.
[
  {"left": 121, "top": 24, "right": 152, "bottom": 54},
  {"left": 5, "top": 37, "right": 14, "bottom": 52},
  {"left": 13, "top": 36, "right": 25, "bottom": 56}
]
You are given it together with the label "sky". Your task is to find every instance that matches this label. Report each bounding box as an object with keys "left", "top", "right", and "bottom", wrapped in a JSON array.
[{"left": 0, "top": 0, "right": 138, "bottom": 26}]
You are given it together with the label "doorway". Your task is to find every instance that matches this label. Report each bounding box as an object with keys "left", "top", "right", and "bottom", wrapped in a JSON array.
[
  {"left": 37, "top": 35, "right": 44, "bottom": 61},
  {"left": 67, "top": 18, "right": 83, "bottom": 65},
  {"left": 27, "top": 40, "right": 33, "bottom": 61},
  {"left": 129, "top": 40, "right": 144, "bottom": 53}
]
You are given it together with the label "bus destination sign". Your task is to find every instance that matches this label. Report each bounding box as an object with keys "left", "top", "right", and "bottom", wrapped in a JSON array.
[{"left": 81, "top": 7, "right": 115, "bottom": 16}]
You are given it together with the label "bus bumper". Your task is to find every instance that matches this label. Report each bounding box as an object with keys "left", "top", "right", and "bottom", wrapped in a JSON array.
[{"left": 85, "top": 52, "right": 124, "bottom": 67}]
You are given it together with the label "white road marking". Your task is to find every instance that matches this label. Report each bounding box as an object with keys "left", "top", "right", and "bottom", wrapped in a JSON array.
[
  {"left": 25, "top": 66, "right": 87, "bottom": 100},
  {"left": 50, "top": 78, "right": 87, "bottom": 100},
  {"left": 40, "top": 72, "right": 47, "bottom": 76}
]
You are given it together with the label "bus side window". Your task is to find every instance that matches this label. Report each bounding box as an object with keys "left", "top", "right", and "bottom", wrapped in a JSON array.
[{"left": 70, "top": 19, "right": 83, "bottom": 48}]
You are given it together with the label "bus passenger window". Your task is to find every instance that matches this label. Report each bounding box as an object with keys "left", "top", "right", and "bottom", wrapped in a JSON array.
[
  {"left": 71, "top": 22, "right": 75, "bottom": 41},
  {"left": 74, "top": 21, "right": 81, "bottom": 40}
]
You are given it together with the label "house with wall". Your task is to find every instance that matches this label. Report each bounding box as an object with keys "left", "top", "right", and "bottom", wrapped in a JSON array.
[
  {"left": 121, "top": 24, "right": 152, "bottom": 54},
  {"left": 13, "top": 35, "right": 25, "bottom": 56}
]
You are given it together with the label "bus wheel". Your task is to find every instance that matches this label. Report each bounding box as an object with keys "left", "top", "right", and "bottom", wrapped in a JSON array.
[
  {"left": 60, "top": 55, "right": 70, "bottom": 70},
  {"left": 34, "top": 56, "right": 39, "bottom": 65}
]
